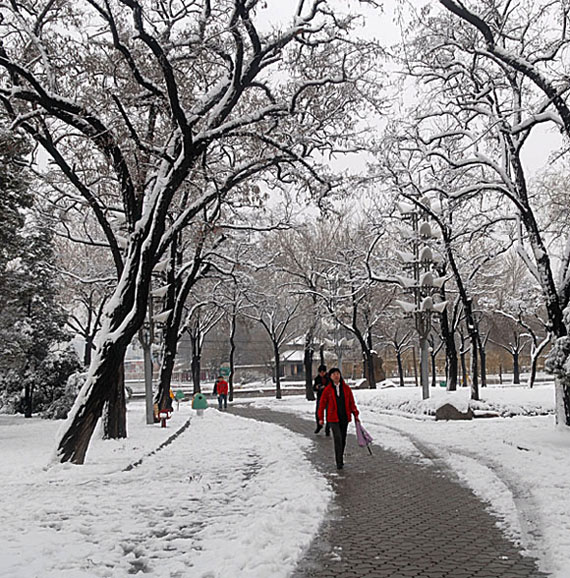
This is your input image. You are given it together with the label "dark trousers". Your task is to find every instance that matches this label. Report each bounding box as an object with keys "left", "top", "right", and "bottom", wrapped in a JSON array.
[
  {"left": 315, "top": 394, "right": 330, "bottom": 434},
  {"left": 329, "top": 420, "right": 348, "bottom": 467}
]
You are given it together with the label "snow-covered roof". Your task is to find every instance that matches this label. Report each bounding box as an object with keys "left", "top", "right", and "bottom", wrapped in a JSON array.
[{"left": 281, "top": 350, "right": 305, "bottom": 362}]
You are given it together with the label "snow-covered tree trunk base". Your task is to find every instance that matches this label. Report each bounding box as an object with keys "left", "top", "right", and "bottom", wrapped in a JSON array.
[
  {"left": 397, "top": 354, "right": 405, "bottom": 387},
  {"left": 479, "top": 348, "right": 487, "bottom": 388},
  {"left": 527, "top": 363, "right": 537, "bottom": 389},
  {"left": 554, "top": 376, "right": 570, "bottom": 427},
  {"left": 54, "top": 340, "right": 129, "bottom": 464},
  {"left": 229, "top": 322, "right": 236, "bottom": 403},
  {"left": 460, "top": 352, "right": 467, "bottom": 388},
  {"left": 191, "top": 357, "right": 201, "bottom": 396},
  {"left": 55, "top": 384, "right": 108, "bottom": 465},
  {"left": 364, "top": 352, "right": 377, "bottom": 390},
  {"left": 513, "top": 353, "right": 520, "bottom": 385},
  {"left": 470, "top": 335, "right": 479, "bottom": 402},
  {"left": 304, "top": 346, "right": 315, "bottom": 401},
  {"left": 103, "top": 362, "right": 127, "bottom": 440},
  {"left": 24, "top": 382, "right": 34, "bottom": 418},
  {"left": 158, "top": 346, "right": 177, "bottom": 411}
]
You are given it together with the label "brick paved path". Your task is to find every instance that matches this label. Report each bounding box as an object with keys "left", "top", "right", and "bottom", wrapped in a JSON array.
[{"left": 231, "top": 405, "right": 548, "bottom": 578}]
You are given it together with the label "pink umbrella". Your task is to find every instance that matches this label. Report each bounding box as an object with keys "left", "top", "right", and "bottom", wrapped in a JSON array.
[{"left": 355, "top": 420, "right": 373, "bottom": 455}]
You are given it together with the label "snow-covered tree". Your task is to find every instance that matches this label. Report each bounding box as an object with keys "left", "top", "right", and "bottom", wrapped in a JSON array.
[
  {"left": 183, "top": 291, "right": 224, "bottom": 395},
  {"left": 243, "top": 267, "right": 301, "bottom": 399},
  {"left": 385, "top": 324, "right": 413, "bottom": 388},
  {"left": 274, "top": 224, "right": 335, "bottom": 400},
  {"left": 0, "top": 0, "right": 382, "bottom": 462},
  {"left": 56, "top": 239, "right": 116, "bottom": 367},
  {"left": 318, "top": 216, "right": 391, "bottom": 388},
  {"left": 0, "top": 214, "right": 71, "bottom": 416},
  {"left": 0, "top": 128, "right": 32, "bottom": 287},
  {"left": 388, "top": 0, "right": 570, "bottom": 412},
  {"left": 215, "top": 240, "right": 257, "bottom": 402},
  {"left": 435, "top": 0, "right": 570, "bottom": 424}
]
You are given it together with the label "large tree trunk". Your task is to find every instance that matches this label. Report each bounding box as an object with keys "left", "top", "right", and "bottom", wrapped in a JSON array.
[
  {"left": 431, "top": 351, "right": 437, "bottom": 388},
  {"left": 274, "top": 342, "right": 282, "bottom": 399},
  {"left": 419, "top": 336, "right": 429, "bottom": 400},
  {"left": 556, "top": 378, "right": 570, "bottom": 426},
  {"left": 157, "top": 239, "right": 179, "bottom": 409},
  {"left": 396, "top": 350, "right": 405, "bottom": 387},
  {"left": 56, "top": 339, "right": 131, "bottom": 464},
  {"left": 447, "top": 351, "right": 458, "bottom": 391},
  {"left": 478, "top": 337, "right": 487, "bottom": 388},
  {"left": 440, "top": 309, "right": 458, "bottom": 390},
  {"left": 84, "top": 336, "right": 94, "bottom": 367},
  {"left": 529, "top": 358, "right": 537, "bottom": 389},
  {"left": 528, "top": 335, "right": 550, "bottom": 389},
  {"left": 354, "top": 328, "right": 377, "bottom": 389},
  {"left": 470, "top": 335, "right": 479, "bottom": 401},
  {"left": 460, "top": 349, "right": 468, "bottom": 388},
  {"left": 23, "top": 384, "right": 34, "bottom": 418},
  {"left": 363, "top": 349, "right": 377, "bottom": 389},
  {"left": 513, "top": 351, "right": 520, "bottom": 385},
  {"left": 141, "top": 333, "right": 155, "bottom": 425},
  {"left": 228, "top": 315, "right": 236, "bottom": 402},
  {"left": 55, "top": 246, "right": 152, "bottom": 464},
  {"left": 304, "top": 335, "right": 315, "bottom": 401},
  {"left": 103, "top": 361, "right": 127, "bottom": 439},
  {"left": 158, "top": 324, "right": 178, "bottom": 410},
  {"left": 191, "top": 352, "right": 201, "bottom": 395},
  {"left": 23, "top": 364, "right": 33, "bottom": 418}
]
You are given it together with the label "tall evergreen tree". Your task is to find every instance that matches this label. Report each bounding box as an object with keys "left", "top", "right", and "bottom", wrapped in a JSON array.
[
  {"left": 0, "top": 130, "right": 71, "bottom": 416},
  {"left": 0, "top": 127, "right": 32, "bottom": 312}
]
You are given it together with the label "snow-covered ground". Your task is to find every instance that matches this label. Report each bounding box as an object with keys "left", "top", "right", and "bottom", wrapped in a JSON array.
[
  {"left": 0, "top": 404, "right": 330, "bottom": 578},
  {"left": 1, "top": 381, "right": 568, "bottom": 577}
]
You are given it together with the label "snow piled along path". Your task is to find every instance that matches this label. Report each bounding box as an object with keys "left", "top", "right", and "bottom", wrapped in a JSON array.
[
  {"left": 250, "top": 383, "right": 570, "bottom": 578},
  {"left": 0, "top": 406, "right": 331, "bottom": 578}
]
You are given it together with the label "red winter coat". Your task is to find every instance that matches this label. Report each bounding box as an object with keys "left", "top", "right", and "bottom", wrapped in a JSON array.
[
  {"left": 318, "top": 381, "right": 359, "bottom": 423},
  {"left": 216, "top": 379, "right": 229, "bottom": 395}
]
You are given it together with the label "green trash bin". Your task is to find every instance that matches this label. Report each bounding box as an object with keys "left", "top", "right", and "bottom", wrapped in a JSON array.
[
  {"left": 192, "top": 393, "right": 209, "bottom": 416},
  {"left": 439, "top": 381, "right": 447, "bottom": 388}
]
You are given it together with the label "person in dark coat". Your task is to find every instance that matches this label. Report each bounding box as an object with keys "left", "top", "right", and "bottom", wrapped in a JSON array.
[
  {"left": 313, "top": 364, "right": 331, "bottom": 435},
  {"left": 318, "top": 367, "right": 359, "bottom": 470}
]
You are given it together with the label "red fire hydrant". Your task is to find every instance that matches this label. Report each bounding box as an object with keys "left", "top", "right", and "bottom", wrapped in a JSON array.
[{"left": 158, "top": 408, "right": 172, "bottom": 428}]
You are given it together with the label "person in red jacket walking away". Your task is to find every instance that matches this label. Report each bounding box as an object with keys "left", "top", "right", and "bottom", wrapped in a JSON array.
[
  {"left": 317, "top": 367, "right": 359, "bottom": 470},
  {"left": 215, "top": 375, "right": 229, "bottom": 410}
]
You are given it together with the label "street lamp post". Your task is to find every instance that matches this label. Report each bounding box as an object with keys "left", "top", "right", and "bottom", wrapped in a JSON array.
[
  {"left": 139, "top": 321, "right": 154, "bottom": 424},
  {"left": 395, "top": 196, "right": 446, "bottom": 400},
  {"left": 416, "top": 311, "right": 431, "bottom": 400}
]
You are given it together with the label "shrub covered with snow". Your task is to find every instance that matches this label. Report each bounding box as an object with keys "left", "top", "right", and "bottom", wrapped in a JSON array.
[
  {"left": 545, "top": 336, "right": 570, "bottom": 377},
  {"left": 0, "top": 346, "right": 82, "bottom": 417},
  {"left": 42, "top": 369, "right": 86, "bottom": 420}
]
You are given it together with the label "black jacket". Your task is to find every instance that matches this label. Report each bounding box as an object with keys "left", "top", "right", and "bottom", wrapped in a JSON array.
[{"left": 313, "top": 374, "right": 331, "bottom": 395}]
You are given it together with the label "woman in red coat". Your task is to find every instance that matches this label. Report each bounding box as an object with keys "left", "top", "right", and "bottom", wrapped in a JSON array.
[{"left": 317, "top": 367, "right": 359, "bottom": 470}]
